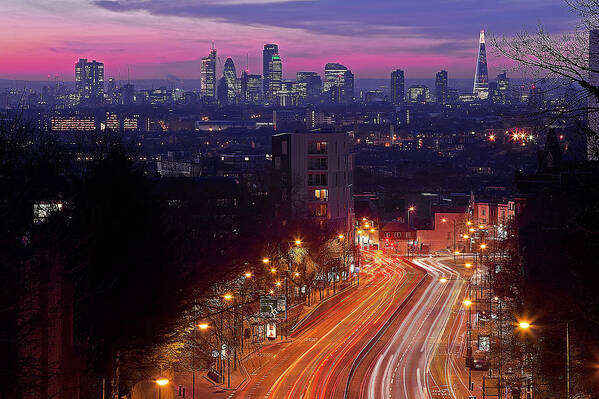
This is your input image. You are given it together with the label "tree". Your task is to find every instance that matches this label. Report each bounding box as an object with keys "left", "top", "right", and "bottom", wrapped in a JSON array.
[{"left": 491, "top": 0, "right": 599, "bottom": 146}]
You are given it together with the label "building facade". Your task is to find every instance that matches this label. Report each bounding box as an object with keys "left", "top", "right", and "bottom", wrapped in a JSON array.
[
  {"left": 324, "top": 63, "right": 354, "bottom": 103},
  {"left": 263, "top": 43, "right": 279, "bottom": 100},
  {"left": 435, "top": 70, "right": 448, "bottom": 105},
  {"left": 201, "top": 46, "right": 217, "bottom": 99},
  {"left": 75, "top": 58, "right": 104, "bottom": 105},
  {"left": 390, "top": 69, "right": 405, "bottom": 106},
  {"left": 272, "top": 132, "right": 354, "bottom": 233},
  {"left": 473, "top": 30, "right": 489, "bottom": 99}
]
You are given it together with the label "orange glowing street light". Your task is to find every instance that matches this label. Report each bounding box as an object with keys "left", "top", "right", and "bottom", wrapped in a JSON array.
[
  {"left": 198, "top": 323, "right": 209, "bottom": 330},
  {"left": 518, "top": 321, "right": 531, "bottom": 330},
  {"left": 223, "top": 294, "right": 233, "bottom": 301},
  {"left": 480, "top": 243, "right": 487, "bottom": 250},
  {"left": 262, "top": 258, "right": 270, "bottom": 264},
  {"left": 463, "top": 299, "right": 473, "bottom": 307},
  {"left": 269, "top": 289, "right": 274, "bottom": 294},
  {"left": 294, "top": 238, "right": 302, "bottom": 246},
  {"left": 244, "top": 272, "right": 252, "bottom": 278},
  {"left": 440, "top": 277, "right": 448, "bottom": 283},
  {"left": 409, "top": 206, "right": 415, "bottom": 212},
  {"left": 370, "top": 228, "right": 375, "bottom": 233},
  {"left": 155, "top": 378, "right": 169, "bottom": 386},
  {"left": 270, "top": 268, "right": 277, "bottom": 274},
  {"left": 466, "top": 221, "right": 472, "bottom": 226},
  {"left": 462, "top": 234, "right": 469, "bottom": 239},
  {"left": 294, "top": 272, "right": 300, "bottom": 277},
  {"left": 454, "top": 250, "right": 461, "bottom": 255},
  {"left": 465, "top": 263, "right": 472, "bottom": 268},
  {"left": 469, "top": 228, "right": 476, "bottom": 233},
  {"left": 441, "top": 218, "right": 447, "bottom": 223},
  {"left": 275, "top": 281, "right": 281, "bottom": 287},
  {"left": 338, "top": 234, "right": 344, "bottom": 240}
]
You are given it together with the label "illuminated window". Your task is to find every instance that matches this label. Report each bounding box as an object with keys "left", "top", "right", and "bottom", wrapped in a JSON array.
[
  {"left": 308, "top": 141, "right": 327, "bottom": 154},
  {"left": 313, "top": 189, "right": 328, "bottom": 201}
]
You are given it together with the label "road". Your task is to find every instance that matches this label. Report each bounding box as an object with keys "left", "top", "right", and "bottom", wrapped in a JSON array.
[
  {"left": 348, "top": 257, "right": 469, "bottom": 399},
  {"left": 233, "top": 252, "right": 425, "bottom": 399}
]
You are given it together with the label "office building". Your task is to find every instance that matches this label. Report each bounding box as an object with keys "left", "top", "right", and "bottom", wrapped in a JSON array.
[
  {"left": 473, "top": 30, "right": 489, "bottom": 99},
  {"left": 390, "top": 69, "right": 405, "bottom": 105},
  {"left": 268, "top": 55, "right": 283, "bottom": 101},
  {"left": 324, "top": 63, "right": 354, "bottom": 103},
  {"left": 497, "top": 71, "right": 509, "bottom": 103},
  {"left": 201, "top": 45, "right": 217, "bottom": 99},
  {"left": 263, "top": 44, "right": 279, "bottom": 99},
  {"left": 223, "top": 57, "right": 238, "bottom": 103},
  {"left": 272, "top": 131, "right": 354, "bottom": 233},
  {"left": 241, "top": 71, "right": 262, "bottom": 103},
  {"left": 217, "top": 77, "right": 228, "bottom": 105},
  {"left": 75, "top": 58, "right": 104, "bottom": 105},
  {"left": 296, "top": 72, "right": 322, "bottom": 103},
  {"left": 435, "top": 70, "right": 448, "bottom": 105},
  {"left": 407, "top": 85, "right": 430, "bottom": 104}
]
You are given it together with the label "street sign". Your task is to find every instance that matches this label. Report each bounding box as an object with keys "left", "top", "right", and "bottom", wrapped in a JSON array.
[
  {"left": 260, "top": 296, "right": 286, "bottom": 318},
  {"left": 266, "top": 322, "right": 276, "bottom": 339}
]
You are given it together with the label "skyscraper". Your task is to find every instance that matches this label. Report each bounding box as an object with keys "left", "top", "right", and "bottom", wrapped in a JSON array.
[
  {"left": 223, "top": 57, "right": 238, "bottom": 103},
  {"left": 390, "top": 69, "right": 405, "bottom": 106},
  {"left": 75, "top": 58, "right": 104, "bottom": 105},
  {"left": 296, "top": 72, "right": 322, "bottom": 103},
  {"left": 263, "top": 44, "right": 279, "bottom": 99},
  {"left": 217, "top": 77, "right": 228, "bottom": 105},
  {"left": 241, "top": 71, "right": 262, "bottom": 103},
  {"left": 435, "top": 70, "right": 448, "bottom": 105},
  {"left": 201, "top": 45, "right": 217, "bottom": 99},
  {"left": 497, "top": 71, "right": 509, "bottom": 103},
  {"left": 268, "top": 55, "right": 283, "bottom": 101},
  {"left": 324, "top": 63, "right": 354, "bottom": 103},
  {"left": 473, "top": 30, "right": 489, "bottom": 99}
]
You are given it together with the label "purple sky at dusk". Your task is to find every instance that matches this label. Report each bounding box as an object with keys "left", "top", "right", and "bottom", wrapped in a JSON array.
[{"left": 1, "top": 0, "right": 574, "bottom": 81}]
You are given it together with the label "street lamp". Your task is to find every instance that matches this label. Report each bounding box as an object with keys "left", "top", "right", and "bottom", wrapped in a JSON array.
[
  {"left": 155, "top": 378, "right": 169, "bottom": 399},
  {"left": 270, "top": 268, "right": 277, "bottom": 274},
  {"left": 518, "top": 321, "right": 531, "bottom": 330},
  {"left": 198, "top": 323, "right": 209, "bottom": 330},
  {"left": 440, "top": 277, "right": 448, "bottom": 283},
  {"left": 465, "top": 262, "right": 472, "bottom": 268},
  {"left": 463, "top": 297, "right": 473, "bottom": 390},
  {"left": 407, "top": 206, "right": 415, "bottom": 228},
  {"left": 294, "top": 238, "right": 302, "bottom": 246},
  {"left": 338, "top": 234, "right": 344, "bottom": 240},
  {"left": 223, "top": 294, "right": 233, "bottom": 301},
  {"left": 244, "top": 272, "right": 252, "bottom": 278},
  {"left": 262, "top": 258, "right": 270, "bottom": 264}
]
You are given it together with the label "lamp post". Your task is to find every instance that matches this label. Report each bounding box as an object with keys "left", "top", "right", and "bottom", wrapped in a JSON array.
[
  {"left": 155, "top": 378, "right": 169, "bottom": 399},
  {"left": 517, "top": 320, "right": 570, "bottom": 399},
  {"left": 464, "top": 296, "right": 473, "bottom": 391},
  {"left": 407, "top": 206, "right": 415, "bottom": 228}
]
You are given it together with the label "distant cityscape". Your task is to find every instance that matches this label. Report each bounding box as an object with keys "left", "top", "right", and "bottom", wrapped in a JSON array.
[{"left": 2, "top": 30, "right": 529, "bottom": 113}]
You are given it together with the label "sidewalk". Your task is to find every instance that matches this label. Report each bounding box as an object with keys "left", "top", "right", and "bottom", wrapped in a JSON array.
[{"left": 173, "top": 279, "right": 357, "bottom": 398}]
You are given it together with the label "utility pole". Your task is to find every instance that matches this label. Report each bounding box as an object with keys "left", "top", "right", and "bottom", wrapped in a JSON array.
[{"left": 566, "top": 321, "right": 570, "bottom": 399}]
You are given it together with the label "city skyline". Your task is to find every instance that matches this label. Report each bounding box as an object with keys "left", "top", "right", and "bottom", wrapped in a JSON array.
[{"left": 1, "top": 0, "right": 571, "bottom": 80}]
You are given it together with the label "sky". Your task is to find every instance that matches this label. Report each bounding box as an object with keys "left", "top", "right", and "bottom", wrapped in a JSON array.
[{"left": 0, "top": 0, "right": 574, "bottom": 81}]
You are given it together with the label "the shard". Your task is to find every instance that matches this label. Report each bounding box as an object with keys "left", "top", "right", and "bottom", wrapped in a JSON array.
[{"left": 473, "top": 30, "right": 489, "bottom": 99}]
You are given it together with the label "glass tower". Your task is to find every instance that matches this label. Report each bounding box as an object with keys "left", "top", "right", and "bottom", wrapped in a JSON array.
[
  {"left": 473, "top": 30, "right": 489, "bottom": 99},
  {"left": 263, "top": 44, "right": 279, "bottom": 99},
  {"left": 201, "top": 45, "right": 217, "bottom": 99}
]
